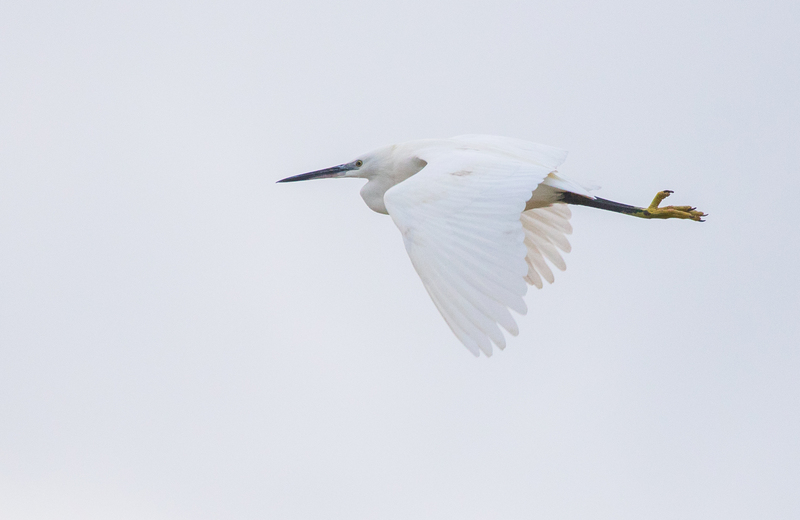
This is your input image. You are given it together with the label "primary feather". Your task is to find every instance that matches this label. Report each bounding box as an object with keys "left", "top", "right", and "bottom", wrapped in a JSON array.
[{"left": 382, "top": 137, "right": 579, "bottom": 356}]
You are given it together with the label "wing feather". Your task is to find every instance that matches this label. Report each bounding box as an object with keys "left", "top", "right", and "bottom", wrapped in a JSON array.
[
  {"left": 524, "top": 240, "right": 555, "bottom": 284},
  {"left": 384, "top": 148, "right": 552, "bottom": 355},
  {"left": 430, "top": 248, "right": 522, "bottom": 333},
  {"left": 412, "top": 251, "right": 500, "bottom": 356},
  {"left": 521, "top": 204, "right": 573, "bottom": 288}
]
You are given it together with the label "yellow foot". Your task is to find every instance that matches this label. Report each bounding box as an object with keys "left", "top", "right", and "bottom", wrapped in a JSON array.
[{"left": 640, "top": 190, "right": 707, "bottom": 222}]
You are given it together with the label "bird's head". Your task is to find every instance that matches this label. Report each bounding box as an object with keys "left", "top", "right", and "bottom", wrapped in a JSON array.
[
  {"left": 276, "top": 143, "right": 409, "bottom": 184},
  {"left": 278, "top": 145, "right": 422, "bottom": 215},
  {"left": 277, "top": 151, "right": 387, "bottom": 184}
]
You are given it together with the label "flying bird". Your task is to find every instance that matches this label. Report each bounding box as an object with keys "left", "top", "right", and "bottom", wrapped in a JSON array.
[{"left": 278, "top": 135, "right": 705, "bottom": 356}]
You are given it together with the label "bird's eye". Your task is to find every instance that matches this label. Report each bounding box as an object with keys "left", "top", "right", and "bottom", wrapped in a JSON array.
[{"left": 355, "top": 160, "right": 363, "bottom": 167}]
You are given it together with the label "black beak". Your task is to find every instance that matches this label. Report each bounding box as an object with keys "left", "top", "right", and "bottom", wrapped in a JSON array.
[{"left": 277, "top": 163, "right": 355, "bottom": 183}]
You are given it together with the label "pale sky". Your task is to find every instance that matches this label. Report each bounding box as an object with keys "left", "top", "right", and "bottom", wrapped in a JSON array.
[{"left": 1, "top": 1, "right": 799, "bottom": 519}]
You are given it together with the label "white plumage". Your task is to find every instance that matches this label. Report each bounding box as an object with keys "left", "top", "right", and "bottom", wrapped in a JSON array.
[
  {"left": 382, "top": 138, "right": 575, "bottom": 356},
  {"left": 278, "top": 135, "right": 705, "bottom": 356}
]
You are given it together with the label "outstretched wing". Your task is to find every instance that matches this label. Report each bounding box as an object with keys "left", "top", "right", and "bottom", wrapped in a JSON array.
[
  {"left": 383, "top": 148, "right": 556, "bottom": 356},
  {"left": 521, "top": 204, "right": 573, "bottom": 289}
]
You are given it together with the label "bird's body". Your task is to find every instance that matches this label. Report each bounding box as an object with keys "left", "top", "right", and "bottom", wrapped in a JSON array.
[
  {"left": 279, "top": 135, "right": 705, "bottom": 356},
  {"left": 345, "top": 136, "right": 588, "bottom": 214}
]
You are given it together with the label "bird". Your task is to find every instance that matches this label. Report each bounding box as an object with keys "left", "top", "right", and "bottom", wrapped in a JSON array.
[{"left": 278, "top": 135, "right": 706, "bottom": 357}]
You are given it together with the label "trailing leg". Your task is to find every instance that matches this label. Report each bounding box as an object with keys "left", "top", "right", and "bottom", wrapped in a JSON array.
[{"left": 560, "top": 190, "right": 706, "bottom": 222}]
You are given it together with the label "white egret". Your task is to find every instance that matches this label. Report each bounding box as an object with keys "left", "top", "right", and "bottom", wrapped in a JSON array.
[{"left": 278, "top": 135, "right": 705, "bottom": 356}]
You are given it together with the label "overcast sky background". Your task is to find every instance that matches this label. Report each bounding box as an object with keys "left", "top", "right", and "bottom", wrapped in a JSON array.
[{"left": 1, "top": 1, "right": 799, "bottom": 518}]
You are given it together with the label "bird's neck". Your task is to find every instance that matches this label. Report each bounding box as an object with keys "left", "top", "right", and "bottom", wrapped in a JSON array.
[
  {"left": 359, "top": 175, "right": 394, "bottom": 214},
  {"left": 359, "top": 156, "right": 426, "bottom": 215}
]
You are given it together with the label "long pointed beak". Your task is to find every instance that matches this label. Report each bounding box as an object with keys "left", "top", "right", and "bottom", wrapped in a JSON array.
[{"left": 277, "top": 163, "right": 355, "bottom": 183}]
